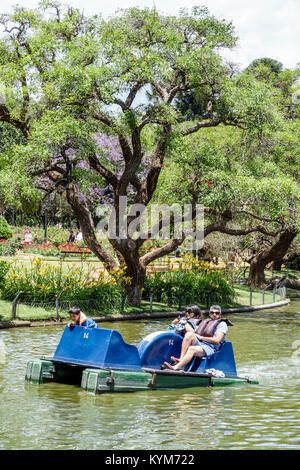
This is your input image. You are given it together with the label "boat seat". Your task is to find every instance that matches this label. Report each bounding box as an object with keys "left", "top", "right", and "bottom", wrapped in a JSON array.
[
  {"left": 185, "top": 341, "right": 237, "bottom": 376},
  {"left": 138, "top": 331, "right": 183, "bottom": 369}
]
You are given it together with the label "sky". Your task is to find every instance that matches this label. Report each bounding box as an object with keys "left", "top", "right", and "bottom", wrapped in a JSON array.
[{"left": 1, "top": 0, "right": 299, "bottom": 71}]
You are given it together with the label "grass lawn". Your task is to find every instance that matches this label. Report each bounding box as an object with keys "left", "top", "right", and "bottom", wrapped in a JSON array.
[
  {"left": 230, "top": 284, "right": 283, "bottom": 308},
  {"left": 3, "top": 253, "right": 103, "bottom": 271},
  {"left": 0, "top": 299, "right": 61, "bottom": 322}
]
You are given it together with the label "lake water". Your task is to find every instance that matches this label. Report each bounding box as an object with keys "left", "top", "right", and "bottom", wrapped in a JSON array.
[{"left": 0, "top": 300, "right": 300, "bottom": 450}]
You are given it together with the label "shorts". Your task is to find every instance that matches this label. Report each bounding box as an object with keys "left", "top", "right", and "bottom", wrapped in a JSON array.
[{"left": 194, "top": 338, "right": 215, "bottom": 358}]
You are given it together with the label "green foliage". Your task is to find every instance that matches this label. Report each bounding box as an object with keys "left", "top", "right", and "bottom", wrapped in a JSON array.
[
  {"left": 144, "top": 257, "right": 235, "bottom": 305},
  {"left": 246, "top": 58, "right": 283, "bottom": 80},
  {"left": 0, "top": 216, "right": 13, "bottom": 239},
  {"left": 0, "top": 123, "right": 26, "bottom": 151},
  {"left": 244, "top": 58, "right": 300, "bottom": 120},
  {"left": 144, "top": 269, "right": 235, "bottom": 306},
  {"left": 0, "top": 259, "right": 11, "bottom": 287},
  {"left": 0, "top": 257, "right": 125, "bottom": 308},
  {"left": 0, "top": 2, "right": 299, "bottom": 297},
  {"left": 155, "top": 123, "right": 300, "bottom": 233},
  {"left": 0, "top": 239, "right": 18, "bottom": 256}
]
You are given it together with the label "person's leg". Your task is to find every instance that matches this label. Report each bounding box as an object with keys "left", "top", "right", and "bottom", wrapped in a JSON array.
[
  {"left": 173, "top": 345, "right": 205, "bottom": 370},
  {"left": 170, "top": 332, "right": 199, "bottom": 363},
  {"left": 179, "top": 332, "right": 197, "bottom": 360}
]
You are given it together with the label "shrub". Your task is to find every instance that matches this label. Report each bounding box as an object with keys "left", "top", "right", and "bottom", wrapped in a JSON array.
[
  {"left": 0, "top": 216, "right": 13, "bottom": 239},
  {"left": 0, "top": 260, "right": 11, "bottom": 288},
  {"left": 0, "top": 239, "right": 19, "bottom": 256},
  {"left": 0, "top": 257, "right": 125, "bottom": 312},
  {"left": 144, "top": 268, "right": 235, "bottom": 306}
]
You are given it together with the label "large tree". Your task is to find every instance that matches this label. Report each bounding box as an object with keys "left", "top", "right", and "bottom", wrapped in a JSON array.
[
  {"left": 155, "top": 122, "right": 299, "bottom": 269},
  {"left": 242, "top": 59, "right": 300, "bottom": 284},
  {"left": 0, "top": 3, "right": 287, "bottom": 302}
]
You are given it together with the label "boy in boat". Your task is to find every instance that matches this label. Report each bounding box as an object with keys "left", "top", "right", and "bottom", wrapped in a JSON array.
[
  {"left": 164, "top": 305, "right": 233, "bottom": 370},
  {"left": 68, "top": 306, "right": 98, "bottom": 329}
]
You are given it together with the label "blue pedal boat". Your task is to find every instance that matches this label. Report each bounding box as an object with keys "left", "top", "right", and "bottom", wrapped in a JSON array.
[{"left": 25, "top": 325, "right": 258, "bottom": 393}]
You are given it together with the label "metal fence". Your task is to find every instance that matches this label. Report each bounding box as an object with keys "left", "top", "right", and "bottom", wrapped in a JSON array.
[{"left": 9, "top": 285, "right": 287, "bottom": 322}]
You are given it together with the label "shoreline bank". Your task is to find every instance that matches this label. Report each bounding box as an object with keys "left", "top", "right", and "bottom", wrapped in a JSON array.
[{"left": 0, "top": 299, "right": 290, "bottom": 329}]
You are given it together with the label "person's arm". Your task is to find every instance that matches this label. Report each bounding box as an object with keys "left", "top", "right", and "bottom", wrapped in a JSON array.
[
  {"left": 195, "top": 331, "right": 225, "bottom": 344},
  {"left": 185, "top": 322, "right": 196, "bottom": 333}
]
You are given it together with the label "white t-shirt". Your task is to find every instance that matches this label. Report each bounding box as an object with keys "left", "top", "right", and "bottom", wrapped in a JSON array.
[
  {"left": 24, "top": 233, "right": 32, "bottom": 243},
  {"left": 215, "top": 321, "right": 228, "bottom": 337}
]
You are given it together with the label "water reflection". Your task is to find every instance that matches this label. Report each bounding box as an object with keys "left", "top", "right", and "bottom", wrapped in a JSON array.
[{"left": 1, "top": 301, "right": 300, "bottom": 449}]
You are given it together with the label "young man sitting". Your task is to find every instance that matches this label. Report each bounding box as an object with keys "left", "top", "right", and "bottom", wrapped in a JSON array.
[
  {"left": 163, "top": 305, "right": 233, "bottom": 371},
  {"left": 68, "top": 306, "right": 98, "bottom": 329}
]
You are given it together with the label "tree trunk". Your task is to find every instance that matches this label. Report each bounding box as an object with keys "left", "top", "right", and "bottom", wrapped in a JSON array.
[
  {"left": 247, "top": 227, "right": 298, "bottom": 287},
  {"left": 66, "top": 182, "right": 118, "bottom": 271},
  {"left": 247, "top": 257, "right": 267, "bottom": 287},
  {"left": 124, "top": 262, "right": 146, "bottom": 305},
  {"left": 117, "top": 242, "right": 147, "bottom": 305},
  {"left": 271, "top": 259, "right": 283, "bottom": 271}
]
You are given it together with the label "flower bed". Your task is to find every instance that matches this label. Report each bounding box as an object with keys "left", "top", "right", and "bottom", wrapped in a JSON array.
[{"left": 21, "top": 242, "right": 92, "bottom": 257}]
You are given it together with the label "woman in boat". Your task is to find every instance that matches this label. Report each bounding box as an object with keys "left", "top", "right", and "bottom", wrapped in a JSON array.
[
  {"left": 167, "top": 304, "right": 203, "bottom": 337},
  {"left": 164, "top": 305, "right": 233, "bottom": 370}
]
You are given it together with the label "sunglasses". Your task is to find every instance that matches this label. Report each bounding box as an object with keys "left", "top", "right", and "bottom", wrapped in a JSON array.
[{"left": 209, "top": 310, "right": 221, "bottom": 315}]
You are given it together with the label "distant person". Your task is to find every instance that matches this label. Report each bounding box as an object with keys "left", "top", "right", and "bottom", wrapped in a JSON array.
[
  {"left": 68, "top": 306, "right": 98, "bottom": 329},
  {"left": 175, "top": 246, "right": 182, "bottom": 257},
  {"left": 67, "top": 230, "right": 75, "bottom": 243},
  {"left": 163, "top": 305, "right": 233, "bottom": 370},
  {"left": 75, "top": 229, "right": 83, "bottom": 242},
  {"left": 24, "top": 228, "right": 32, "bottom": 245}
]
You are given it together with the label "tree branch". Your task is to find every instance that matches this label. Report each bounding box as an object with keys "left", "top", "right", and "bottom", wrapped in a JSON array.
[
  {"left": 182, "top": 118, "right": 221, "bottom": 136},
  {"left": 140, "top": 237, "right": 184, "bottom": 266}
]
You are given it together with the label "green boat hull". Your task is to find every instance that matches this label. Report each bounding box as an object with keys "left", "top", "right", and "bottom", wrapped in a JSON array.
[
  {"left": 81, "top": 368, "right": 258, "bottom": 393},
  {"left": 25, "top": 359, "right": 258, "bottom": 392}
]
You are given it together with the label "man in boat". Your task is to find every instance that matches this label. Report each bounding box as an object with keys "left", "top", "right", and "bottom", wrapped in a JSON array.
[
  {"left": 68, "top": 306, "right": 98, "bottom": 329},
  {"left": 163, "top": 305, "right": 233, "bottom": 370}
]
